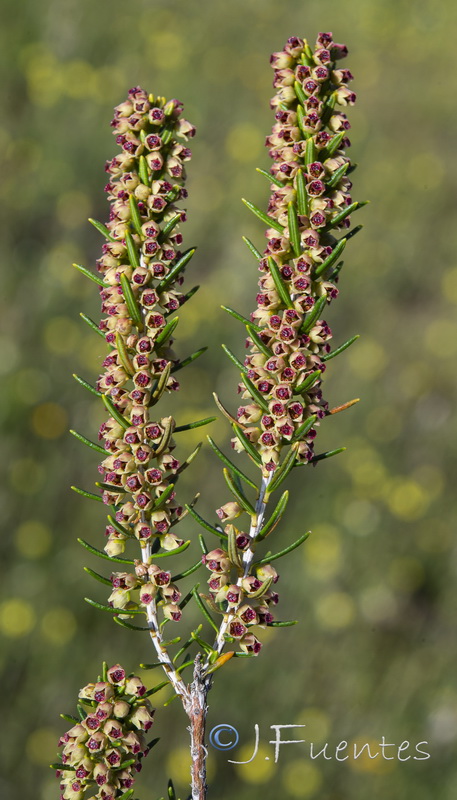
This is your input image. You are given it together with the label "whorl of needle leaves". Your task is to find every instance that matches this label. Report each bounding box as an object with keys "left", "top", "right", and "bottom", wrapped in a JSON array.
[
  {"left": 203, "top": 33, "right": 364, "bottom": 657},
  {"left": 71, "top": 88, "right": 213, "bottom": 627}
]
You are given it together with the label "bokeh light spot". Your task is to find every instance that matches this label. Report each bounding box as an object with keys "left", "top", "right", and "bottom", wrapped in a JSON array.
[
  {"left": 349, "top": 739, "right": 396, "bottom": 774},
  {"left": 32, "top": 402, "right": 68, "bottom": 439},
  {"left": 26, "top": 727, "right": 58, "bottom": 766},
  {"left": 295, "top": 708, "right": 330, "bottom": 742},
  {"left": 386, "top": 479, "right": 429, "bottom": 521},
  {"left": 342, "top": 499, "right": 379, "bottom": 536},
  {"left": 0, "top": 598, "right": 36, "bottom": 637},
  {"left": 348, "top": 338, "right": 387, "bottom": 380},
  {"left": 167, "top": 746, "right": 215, "bottom": 786},
  {"left": 424, "top": 319, "right": 457, "bottom": 358},
  {"left": 44, "top": 316, "right": 80, "bottom": 356},
  {"left": 13, "top": 368, "right": 50, "bottom": 404},
  {"left": 56, "top": 191, "right": 91, "bottom": 230},
  {"left": 315, "top": 592, "right": 355, "bottom": 630},
  {"left": 41, "top": 607, "right": 77, "bottom": 645},
  {"left": 305, "top": 524, "right": 342, "bottom": 580},
  {"left": 365, "top": 406, "right": 402, "bottom": 443},
  {"left": 226, "top": 123, "right": 263, "bottom": 163},
  {"left": 282, "top": 760, "right": 322, "bottom": 798},
  {"left": 15, "top": 520, "right": 52, "bottom": 558},
  {"left": 10, "top": 458, "right": 45, "bottom": 494},
  {"left": 149, "top": 33, "right": 186, "bottom": 70},
  {"left": 64, "top": 60, "right": 97, "bottom": 99},
  {"left": 233, "top": 742, "right": 275, "bottom": 783},
  {"left": 441, "top": 267, "right": 457, "bottom": 304},
  {"left": 360, "top": 584, "right": 397, "bottom": 623}
]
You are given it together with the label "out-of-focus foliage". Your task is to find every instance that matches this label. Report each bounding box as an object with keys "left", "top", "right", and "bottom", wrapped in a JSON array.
[{"left": 0, "top": 0, "right": 456, "bottom": 799}]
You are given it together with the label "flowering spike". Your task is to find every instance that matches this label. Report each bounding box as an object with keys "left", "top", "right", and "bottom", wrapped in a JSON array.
[
  {"left": 55, "top": 664, "right": 154, "bottom": 800},
  {"left": 208, "top": 33, "right": 362, "bottom": 661}
]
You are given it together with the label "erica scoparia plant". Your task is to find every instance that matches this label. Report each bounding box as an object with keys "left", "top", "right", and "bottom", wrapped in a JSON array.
[{"left": 53, "top": 31, "right": 364, "bottom": 800}]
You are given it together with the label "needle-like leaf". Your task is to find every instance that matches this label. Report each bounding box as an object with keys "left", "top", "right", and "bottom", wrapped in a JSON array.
[
  {"left": 257, "top": 490, "right": 289, "bottom": 540},
  {"left": 232, "top": 423, "right": 262, "bottom": 465},
  {"left": 69, "top": 429, "right": 106, "bottom": 455},
  {"left": 156, "top": 248, "right": 196, "bottom": 292},
  {"left": 125, "top": 231, "right": 140, "bottom": 268},
  {"left": 207, "top": 435, "right": 257, "bottom": 489},
  {"left": 174, "top": 417, "right": 216, "bottom": 433},
  {"left": 296, "top": 169, "right": 308, "bottom": 216},
  {"left": 185, "top": 504, "right": 227, "bottom": 540},
  {"left": 242, "top": 198, "right": 284, "bottom": 233},
  {"left": 71, "top": 486, "right": 102, "bottom": 503},
  {"left": 223, "top": 468, "right": 255, "bottom": 514},
  {"left": 79, "top": 312, "right": 105, "bottom": 338},
  {"left": 314, "top": 238, "right": 347, "bottom": 278},
  {"left": 77, "top": 538, "right": 135, "bottom": 565},
  {"left": 255, "top": 167, "right": 283, "bottom": 187},
  {"left": 221, "top": 305, "right": 262, "bottom": 331},
  {"left": 322, "top": 334, "right": 359, "bottom": 362},
  {"left": 155, "top": 317, "right": 179, "bottom": 348},
  {"left": 255, "top": 532, "right": 310, "bottom": 564},
  {"left": 268, "top": 256, "right": 293, "bottom": 308},
  {"left": 88, "top": 218, "right": 115, "bottom": 242},
  {"left": 72, "top": 263, "right": 107, "bottom": 287},
  {"left": 242, "top": 236, "right": 262, "bottom": 260},
  {"left": 101, "top": 394, "right": 130, "bottom": 430},
  {"left": 287, "top": 202, "right": 301, "bottom": 257},
  {"left": 129, "top": 195, "right": 143, "bottom": 235},
  {"left": 120, "top": 274, "right": 143, "bottom": 331},
  {"left": 222, "top": 344, "right": 248, "bottom": 374}
]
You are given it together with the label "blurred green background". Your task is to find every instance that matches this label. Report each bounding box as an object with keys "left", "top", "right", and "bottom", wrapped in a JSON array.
[{"left": 1, "top": 0, "right": 457, "bottom": 798}]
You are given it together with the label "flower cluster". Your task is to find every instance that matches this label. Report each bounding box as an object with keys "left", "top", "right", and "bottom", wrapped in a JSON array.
[
  {"left": 55, "top": 665, "right": 154, "bottom": 800},
  {"left": 206, "top": 34, "right": 360, "bottom": 659},
  {"left": 235, "top": 33, "right": 357, "bottom": 473},
  {"left": 202, "top": 543, "right": 280, "bottom": 654},
  {"left": 108, "top": 561, "right": 182, "bottom": 623},
  {"left": 92, "top": 88, "right": 196, "bottom": 569}
]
